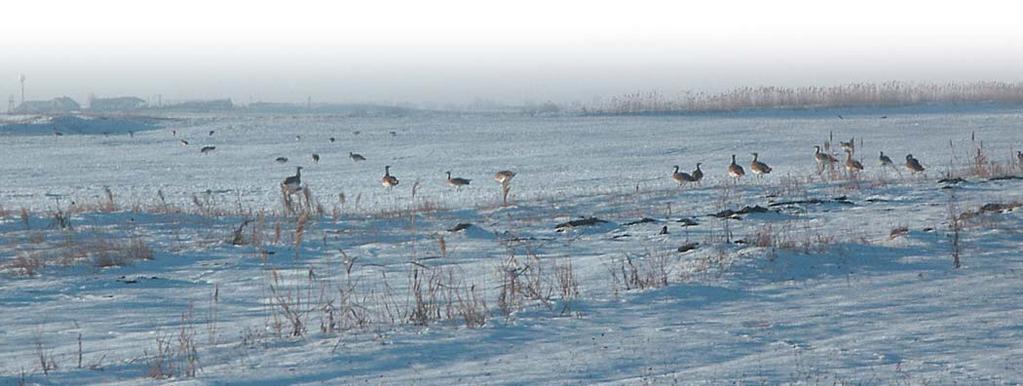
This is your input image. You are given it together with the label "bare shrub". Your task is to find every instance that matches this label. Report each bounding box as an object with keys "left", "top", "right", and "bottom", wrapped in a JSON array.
[
  {"left": 609, "top": 251, "right": 671, "bottom": 292},
  {"left": 90, "top": 237, "right": 154, "bottom": 268}
]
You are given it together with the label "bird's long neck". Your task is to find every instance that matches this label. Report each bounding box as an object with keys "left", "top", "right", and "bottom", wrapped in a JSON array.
[
  {"left": 731, "top": 155, "right": 736, "bottom": 164},
  {"left": 673, "top": 166, "right": 679, "bottom": 173},
  {"left": 696, "top": 164, "right": 702, "bottom": 171},
  {"left": 447, "top": 171, "right": 452, "bottom": 179},
  {"left": 753, "top": 153, "right": 758, "bottom": 162},
  {"left": 385, "top": 166, "right": 390, "bottom": 176},
  {"left": 296, "top": 168, "right": 301, "bottom": 178}
]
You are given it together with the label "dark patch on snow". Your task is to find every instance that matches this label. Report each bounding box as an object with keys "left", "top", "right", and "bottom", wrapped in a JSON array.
[
  {"left": 623, "top": 218, "right": 657, "bottom": 226},
  {"left": 768, "top": 197, "right": 854, "bottom": 207},
  {"left": 555, "top": 217, "right": 608, "bottom": 231},
  {"left": 988, "top": 175, "right": 1023, "bottom": 181},
  {"left": 711, "top": 205, "right": 772, "bottom": 218},
  {"left": 677, "top": 242, "right": 699, "bottom": 253},
  {"left": 448, "top": 223, "right": 473, "bottom": 232},
  {"left": 938, "top": 177, "right": 966, "bottom": 184},
  {"left": 676, "top": 218, "right": 699, "bottom": 227}
]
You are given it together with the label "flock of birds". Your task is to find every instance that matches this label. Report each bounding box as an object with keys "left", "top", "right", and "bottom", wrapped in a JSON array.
[
  {"left": 670, "top": 137, "right": 930, "bottom": 188},
  {"left": 172, "top": 128, "right": 1020, "bottom": 196}
]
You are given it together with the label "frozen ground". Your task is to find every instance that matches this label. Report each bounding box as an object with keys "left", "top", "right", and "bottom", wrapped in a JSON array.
[{"left": 1, "top": 105, "right": 1023, "bottom": 385}]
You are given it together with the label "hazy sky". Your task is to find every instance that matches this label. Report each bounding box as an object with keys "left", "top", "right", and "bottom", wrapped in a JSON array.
[{"left": 2, "top": 0, "right": 1023, "bottom": 105}]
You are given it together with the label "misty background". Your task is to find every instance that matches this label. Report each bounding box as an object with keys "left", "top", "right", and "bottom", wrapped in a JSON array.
[{"left": 2, "top": 0, "right": 1022, "bottom": 107}]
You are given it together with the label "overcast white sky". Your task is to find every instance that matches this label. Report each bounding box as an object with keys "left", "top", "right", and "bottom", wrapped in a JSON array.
[{"left": 2, "top": 0, "right": 1022, "bottom": 105}]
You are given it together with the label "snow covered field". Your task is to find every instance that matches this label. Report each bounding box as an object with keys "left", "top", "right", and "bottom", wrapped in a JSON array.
[{"left": 2, "top": 105, "right": 1023, "bottom": 384}]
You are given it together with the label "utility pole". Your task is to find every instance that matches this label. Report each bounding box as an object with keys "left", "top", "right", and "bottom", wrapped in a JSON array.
[{"left": 19, "top": 74, "right": 25, "bottom": 104}]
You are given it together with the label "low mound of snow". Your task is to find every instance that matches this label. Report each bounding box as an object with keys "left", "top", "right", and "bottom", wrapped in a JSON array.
[{"left": 0, "top": 114, "right": 165, "bottom": 136}]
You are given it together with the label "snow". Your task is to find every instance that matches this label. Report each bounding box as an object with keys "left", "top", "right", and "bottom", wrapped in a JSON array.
[{"left": 1, "top": 105, "right": 1023, "bottom": 384}]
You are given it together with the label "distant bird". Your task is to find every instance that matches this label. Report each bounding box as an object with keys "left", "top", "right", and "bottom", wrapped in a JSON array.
[
  {"left": 691, "top": 163, "right": 704, "bottom": 185},
  {"left": 329, "top": 137, "right": 336, "bottom": 143},
  {"left": 839, "top": 137, "right": 855, "bottom": 154},
  {"left": 1017, "top": 151, "right": 1023, "bottom": 165},
  {"left": 312, "top": 153, "right": 320, "bottom": 163},
  {"left": 353, "top": 130, "right": 361, "bottom": 135},
  {"left": 837, "top": 115, "right": 844, "bottom": 119},
  {"left": 389, "top": 131, "right": 397, "bottom": 136},
  {"left": 671, "top": 165, "right": 694, "bottom": 188},
  {"left": 275, "top": 157, "right": 289, "bottom": 163},
  {"left": 750, "top": 153, "right": 772, "bottom": 180},
  {"left": 658, "top": 225, "right": 669, "bottom": 235},
  {"left": 446, "top": 171, "right": 471, "bottom": 190},
  {"left": 54, "top": 130, "right": 63, "bottom": 137},
  {"left": 179, "top": 139, "right": 189, "bottom": 146},
  {"left": 728, "top": 154, "right": 745, "bottom": 182},
  {"left": 814, "top": 145, "right": 839, "bottom": 174},
  {"left": 880, "top": 115, "right": 888, "bottom": 119},
  {"left": 844, "top": 149, "right": 864, "bottom": 175},
  {"left": 200, "top": 146, "right": 216, "bottom": 154},
  {"left": 295, "top": 135, "right": 302, "bottom": 141},
  {"left": 208, "top": 130, "right": 215, "bottom": 136},
  {"left": 349, "top": 152, "right": 366, "bottom": 162},
  {"left": 129, "top": 131, "right": 134, "bottom": 138},
  {"left": 172, "top": 130, "right": 177, "bottom": 136},
  {"left": 494, "top": 170, "right": 516, "bottom": 184},
  {"left": 282, "top": 166, "right": 303, "bottom": 194},
  {"left": 879, "top": 151, "right": 894, "bottom": 167},
  {"left": 905, "top": 154, "right": 925, "bottom": 175},
  {"left": 381, "top": 165, "right": 399, "bottom": 190}
]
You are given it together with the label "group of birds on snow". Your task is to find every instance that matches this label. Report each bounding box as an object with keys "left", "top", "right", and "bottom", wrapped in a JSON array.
[
  {"left": 672, "top": 138, "right": 930, "bottom": 188},
  {"left": 165, "top": 127, "right": 1014, "bottom": 195},
  {"left": 280, "top": 163, "right": 515, "bottom": 195}
]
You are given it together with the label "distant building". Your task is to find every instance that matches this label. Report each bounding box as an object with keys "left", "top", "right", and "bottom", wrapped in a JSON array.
[
  {"left": 89, "top": 96, "right": 147, "bottom": 112},
  {"left": 161, "top": 99, "right": 234, "bottom": 112},
  {"left": 14, "top": 97, "right": 81, "bottom": 114}
]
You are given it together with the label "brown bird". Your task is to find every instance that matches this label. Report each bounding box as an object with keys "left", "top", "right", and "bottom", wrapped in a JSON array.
[
  {"left": 349, "top": 152, "right": 366, "bottom": 162},
  {"left": 750, "top": 153, "right": 772, "bottom": 181},
  {"left": 814, "top": 145, "right": 839, "bottom": 175},
  {"left": 844, "top": 149, "right": 864, "bottom": 175},
  {"left": 671, "top": 165, "right": 694, "bottom": 188},
  {"left": 381, "top": 165, "right": 399, "bottom": 190},
  {"left": 728, "top": 154, "right": 745, "bottom": 183},
  {"left": 905, "top": 154, "right": 925, "bottom": 175},
  {"left": 494, "top": 170, "right": 516, "bottom": 184}
]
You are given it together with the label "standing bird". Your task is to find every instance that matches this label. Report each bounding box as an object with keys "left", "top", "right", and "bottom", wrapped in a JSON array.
[
  {"left": 312, "top": 153, "right": 320, "bottom": 163},
  {"left": 446, "top": 171, "right": 472, "bottom": 190},
  {"left": 494, "top": 170, "right": 516, "bottom": 184},
  {"left": 750, "top": 153, "right": 773, "bottom": 181},
  {"left": 905, "top": 154, "right": 925, "bottom": 175},
  {"left": 349, "top": 152, "right": 366, "bottom": 162},
  {"left": 295, "top": 135, "right": 302, "bottom": 141},
  {"left": 329, "top": 137, "right": 336, "bottom": 143},
  {"left": 728, "top": 154, "right": 745, "bottom": 183},
  {"left": 691, "top": 163, "right": 704, "bottom": 185},
  {"left": 814, "top": 145, "right": 839, "bottom": 175},
  {"left": 282, "top": 166, "right": 303, "bottom": 194},
  {"left": 209, "top": 130, "right": 215, "bottom": 136},
  {"left": 671, "top": 166, "right": 694, "bottom": 188},
  {"left": 878, "top": 151, "right": 900, "bottom": 176},
  {"left": 381, "top": 165, "right": 399, "bottom": 190},
  {"left": 844, "top": 149, "right": 864, "bottom": 176},
  {"left": 179, "top": 139, "right": 189, "bottom": 146},
  {"left": 879, "top": 151, "right": 894, "bottom": 168}
]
